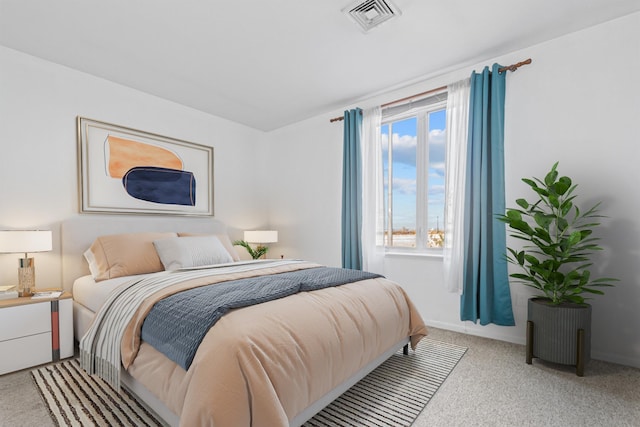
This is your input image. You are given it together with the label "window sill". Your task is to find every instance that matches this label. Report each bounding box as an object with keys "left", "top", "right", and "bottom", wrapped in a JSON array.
[{"left": 384, "top": 250, "right": 443, "bottom": 259}]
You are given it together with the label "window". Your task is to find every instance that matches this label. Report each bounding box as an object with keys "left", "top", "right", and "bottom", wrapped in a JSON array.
[{"left": 380, "top": 99, "right": 446, "bottom": 251}]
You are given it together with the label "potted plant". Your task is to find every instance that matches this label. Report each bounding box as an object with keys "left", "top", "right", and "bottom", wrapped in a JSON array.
[
  {"left": 498, "top": 162, "right": 617, "bottom": 376},
  {"left": 233, "top": 240, "right": 269, "bottom": 260}
]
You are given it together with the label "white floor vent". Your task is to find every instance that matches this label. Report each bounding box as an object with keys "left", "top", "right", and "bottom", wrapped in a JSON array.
[{"left": 343, "top": 0, "right": 402, "bottom": 32}]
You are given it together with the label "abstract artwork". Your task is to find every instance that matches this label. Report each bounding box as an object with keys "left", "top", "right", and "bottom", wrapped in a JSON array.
[{"left": 77, "top": 117, "right": 213, "bottom": 215}]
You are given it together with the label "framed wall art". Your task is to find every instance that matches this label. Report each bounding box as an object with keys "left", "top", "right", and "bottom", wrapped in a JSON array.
[{"left": 77, "top": 117, "right": 214, "bottom": 216}]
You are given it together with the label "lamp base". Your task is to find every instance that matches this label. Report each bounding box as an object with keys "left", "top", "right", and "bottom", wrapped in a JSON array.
[{"left": 18, "top": 258, "right": 35, "bottom": 297}]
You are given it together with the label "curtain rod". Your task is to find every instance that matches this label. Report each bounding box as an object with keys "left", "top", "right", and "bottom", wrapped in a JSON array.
[{"left": 329, "top": 58, "right": 532, "bottom": 123}]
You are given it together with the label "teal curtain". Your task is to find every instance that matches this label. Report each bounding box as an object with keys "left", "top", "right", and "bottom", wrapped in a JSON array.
[
  {"left": 342, "top": 108, "right": 363, "bottom": 270},
  {"left": 460, "top": 64, "right": 515, "bottom": 326}
]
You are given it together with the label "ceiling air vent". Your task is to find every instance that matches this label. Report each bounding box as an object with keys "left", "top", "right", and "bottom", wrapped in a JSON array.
[{"left": 343, "top": 0, "right": 402, "bottom": 32}]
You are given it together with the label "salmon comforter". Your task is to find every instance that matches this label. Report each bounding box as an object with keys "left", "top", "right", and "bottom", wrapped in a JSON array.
[{"left": 81, "top": 260, "right": 427, "bottom": 427}]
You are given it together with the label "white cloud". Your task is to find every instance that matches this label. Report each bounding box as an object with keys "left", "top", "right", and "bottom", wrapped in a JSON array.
[
  {"left": 380, "top": 125, "right": 448, "bottom": 173},
  {"left": 429, "top": 161, "right": 445, "bottom": 178},
  {"left": 394, "top": 133, "right": 417, "bottom": 149},
  {"left": 428, "top": 129, "right": 446, "bottom": 169},
  {"left": 430, "top": 129, "right": 446, "bottom": 145},
  {"left": 381, "top": 133, "right": 417, "bottom": 167},
  {"left": 393, "top": 177, "right": 416, "bottom": 195}
]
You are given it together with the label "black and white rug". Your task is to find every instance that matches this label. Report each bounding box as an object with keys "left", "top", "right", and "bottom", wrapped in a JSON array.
[
  {"left": 32, "top": 358, "right": 162, "bottom": 426},
  {"left": 32, "top": 338, "right": 467, "bottom": 427},
  {"left": 304, "top": 339, "right": 467, "bottom": 426}
]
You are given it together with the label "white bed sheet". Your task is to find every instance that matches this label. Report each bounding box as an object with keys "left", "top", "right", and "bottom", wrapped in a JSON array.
[{"left": 72, "top": 274, "right": 145, "bottom": 313}]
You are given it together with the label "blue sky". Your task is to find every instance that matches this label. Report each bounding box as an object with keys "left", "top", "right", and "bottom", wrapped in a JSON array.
[{"left": 382, "top": 109, "right": 446, "bottom": 231}]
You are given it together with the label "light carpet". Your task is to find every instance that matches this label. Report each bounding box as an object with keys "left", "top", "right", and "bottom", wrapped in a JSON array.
[{"left": 31, "top": 338, "right": 466, "bottom": 427}]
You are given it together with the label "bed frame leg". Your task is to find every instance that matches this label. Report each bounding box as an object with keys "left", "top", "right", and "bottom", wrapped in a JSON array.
[{"left": 403, "top": 344, "right": 409, "bottom": 355}]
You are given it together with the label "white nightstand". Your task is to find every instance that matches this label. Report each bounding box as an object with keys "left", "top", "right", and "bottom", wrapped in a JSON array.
[{"left": 0, "top": 291, "right": 73, "bottom": 375}]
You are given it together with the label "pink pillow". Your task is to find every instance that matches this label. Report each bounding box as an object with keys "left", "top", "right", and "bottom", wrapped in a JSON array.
[{"left": 85, "top": 232, "right": 177, "bottom": 281}]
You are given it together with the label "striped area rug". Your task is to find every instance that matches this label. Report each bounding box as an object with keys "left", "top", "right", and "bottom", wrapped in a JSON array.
[
  {"left": 304, "top": 338, "right": 467, "bottom": 426},
  {"left": 31, "top": 359, "right": 162, "bottom": 426},
  {"left": 31, "top": 338, "right": 466, "bottom": 427}
]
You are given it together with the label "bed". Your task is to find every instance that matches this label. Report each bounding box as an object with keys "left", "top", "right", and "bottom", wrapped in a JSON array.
[{"left": 61, "top": 215, "right": 428, "bottom": 427}]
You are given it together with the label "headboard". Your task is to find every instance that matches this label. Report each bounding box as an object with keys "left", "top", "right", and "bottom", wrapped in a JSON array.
[{"left": 60, "top": 214, "right": 228, "bottom": 291}]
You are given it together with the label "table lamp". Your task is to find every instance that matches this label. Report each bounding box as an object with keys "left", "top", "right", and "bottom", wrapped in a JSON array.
[{"left": 0, "top": 230, "right": 53, "bottom": 296}]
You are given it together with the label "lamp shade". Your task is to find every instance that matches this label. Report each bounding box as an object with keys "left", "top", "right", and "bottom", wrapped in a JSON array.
[
  {"left": 0, "top": 230, "right": 53, "bottom": 253},
  {"left": 244, "top": 230, "right": 278, "bottom": 244}
]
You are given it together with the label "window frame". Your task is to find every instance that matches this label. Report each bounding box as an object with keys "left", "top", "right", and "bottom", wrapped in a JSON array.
[{"left": 380, "top": 99, "right": 447, "bottom": 255}]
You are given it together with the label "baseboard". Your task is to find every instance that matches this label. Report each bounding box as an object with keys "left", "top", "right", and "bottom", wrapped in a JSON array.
[
  {"left": 424, "top": 320, "right": 526, "bottom": 346},
  {"left": 424, "top": 320, "right": 467, "bottom": 334},
  {"left": 426, "top": 320, "right": 640, "bottom": 369},
  {"left": 591, "top": 350, "right": 640, "bottom": 369}
]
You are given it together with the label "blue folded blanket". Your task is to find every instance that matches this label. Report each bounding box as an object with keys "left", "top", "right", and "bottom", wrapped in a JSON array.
[{"left": 141, "top": 267, "right": 381, "bottom": 370}]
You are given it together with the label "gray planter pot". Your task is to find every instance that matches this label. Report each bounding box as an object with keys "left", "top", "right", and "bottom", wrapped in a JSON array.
[{"left": 526, "top": 297, "right": 591, "bottom": 376}]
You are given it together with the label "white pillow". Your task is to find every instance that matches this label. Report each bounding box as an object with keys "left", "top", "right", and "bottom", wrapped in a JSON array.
[
  {"left": 153, "top": 235, "right": 234, "bottom": 270},
  {"left": 177, "top": 232, "right": 241, "bottom": 261}
]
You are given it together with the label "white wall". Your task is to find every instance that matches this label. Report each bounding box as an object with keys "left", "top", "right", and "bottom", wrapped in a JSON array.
[
  {"left": 1, "top": 12, "right": 637, "bottom": 368},
  {"left": 265, "top": 12, "right": 640, "bottom": 368},
  {"left": 0, "top": 46, "right": 266, "bottom": 289},
  {"left": 257, "top": 117, "right": 344, "bottom": 265}
]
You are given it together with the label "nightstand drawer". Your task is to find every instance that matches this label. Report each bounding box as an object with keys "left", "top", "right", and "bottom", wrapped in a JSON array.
[
  {"left": 0, "top": 332, "right": 52, "bottom": 374},
  {"left": 0, "top": 302, "right": 51, "bottom": 341}
]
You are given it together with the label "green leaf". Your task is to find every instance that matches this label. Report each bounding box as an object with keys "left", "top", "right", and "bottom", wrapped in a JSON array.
[
  {"left": 534, "top": 213, "right": 553, "bottom": 229},
  {"left": 568, "top": 231, "right": 583, "bottom": 246},
  {"left": 524, "top": 254, "right": 540, "bottom": 266},
  {"left": 554, "top": 176, "right": 572, "bottom": 195},
  {"left": 253, "top": 246, "right": 268, "bottom": 259},
  {"left": 580, "top": 230, "right": 593, "bottom": 239},
  {"left": 560, "top": 199, "right": 573, "bottom": 216},
  {"left": 510, "top": 273, "right": 535, "bottom": 281},
  {"left": 581, "top": 202, "right": 602, "bottom": 218},
  {"left": 516, "top": 199, "right": 529, "bottom": 209},
  {"left": 544, "top": 169, "right": 558, "bottom": 187},
  {"left": 532, "top": 186, "right": 550, "bottom": 198},
  {"left": 575, "top": 222, "right": 602, "bottom": 229},
  {"left": 592, "top": 277, "right": 620, "bottom": 283},
  {"left": 507, "top": 248, "right": 519, "bottom": 257},
  {"left": 533, "top": 228, "right": 552, "bottom": 244},
  {"left": 557, "top": 217, "right": 569, "bottom": 232},
  {"left": 577, "top": 273, "right": 588, "bottom": 287},
  {"left": 506, "top": 209, "right": 522, "bottom": 221},
  {"left": 510, "top": 219, "right": 534, "bottom": 236}
]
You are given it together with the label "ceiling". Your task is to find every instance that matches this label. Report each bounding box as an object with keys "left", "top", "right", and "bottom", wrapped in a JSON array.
[{"left": 1, "top": 1, "right": 639, "bottom": 131}]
